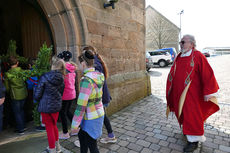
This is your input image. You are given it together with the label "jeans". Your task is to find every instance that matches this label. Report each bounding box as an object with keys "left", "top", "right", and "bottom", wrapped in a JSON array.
[
  {"left": 11, "top": 99, "right": 26, "bottom": 132},
  {"left": 78, "top": 129, "right": 99, "bottom": 153},
  {"left": 60, "top": 99, "right": 74, "bottom": 134},
  {"left": 104, "top": 108, "right": 113, "bottom": 134},
  {"left": 0, "top": 104, "right": 3, "bottom": 132}
]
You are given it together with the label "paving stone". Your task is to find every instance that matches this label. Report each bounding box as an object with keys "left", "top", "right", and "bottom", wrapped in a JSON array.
[
  {"left": 176, "top": 139, "right": 186, "bottom": 145},
  {"left": 203, "top": 141, "right": 219, "bottom": 149},
  {"left": 159, "top": 147, "right": 171, "bottom": 153},
  {"left": 114, "top": 128, "right": 126, "bottom": 133},
  {"left": 124, "top": 122, "right": 135, "bottom": 126},
  {"left": 145, "top": 136, "right": 160, "bottom": 144},
  {"left": 149, "top": 143, "right": 160, "bottom": 151},
  {"left": 168, "top": 143, "right": 183, "bottom": 152},
  {"left": 153, "top": 133, "right": 167, "bottom": 140},
  {"left": 126, "top": 137, "right": 138, "bottom": 143},
  {"left": 145, "top": 132, "right": 154, "bottom": 136},
  {"left": 134, "top": 128, "right": 146, "bottom": 134},
  {"left": 174, "top": 133, "right": 184, "bottom": 139},
  {"left": 141, "top": 148, "right": 153, "bottom": 153},
  {"left": 136, "top": 134, "right": 147, "bottom": 139},
  {"left": 124, "top": 126, "right": 135, "bottom": 131},
  {"left": 134, "top": 124, "right": 146, "bottom": 130},
  {"left": 126, "top": 131, "right": 139, "bottom": 137},
  {"left": 118, "top": 140, "right": 129, "bottom": 147},
  {"left": 152, "top": 129, "right": 161, "bottom": 134},
  {"left": 127, "top": 143, "right": 143, "bottom": 152},
  {"left": 115, "top": 124, "right": 125, "bottom": 128},
  {"left": 117, "top": 147, "right": 129, "bottom": 153},
  {"left": 161, "top": 130, "right": 174, "bottom": 137},
  {"left": 219, "top": 145, "right": 230, "bottom": 152},
  {"left": 99, "top": 148, "right": 109, "bottom": 153},
  {"left": 136, "top": 139, "right": 151, "bottom": 147},
  {"left": 206, "top": 129, "right": 219, "bottom": 135},
  {"left": 213, "top": 138, "right": 229, "bottom": 146},
  {"left": 109, "top": 144, "right": 120, "bottom": 151},
  {"left": 158, "top": 140, "right": 169, "bottom": 147},
  {"left": 201, "top": 145, "right": 214, "bottom": 153},
  {"left": 167, "top": 137, "right": 177, "bottom": 143}
]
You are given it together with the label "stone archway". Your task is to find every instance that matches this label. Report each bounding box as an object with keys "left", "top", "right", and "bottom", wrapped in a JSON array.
[{"left": 38, "top": 0, "right": 89, "bottom": 60}]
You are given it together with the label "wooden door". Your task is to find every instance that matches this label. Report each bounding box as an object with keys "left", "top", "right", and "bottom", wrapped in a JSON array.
[{"left": 21, "top": 0, "right": 53, "bottom": 58}]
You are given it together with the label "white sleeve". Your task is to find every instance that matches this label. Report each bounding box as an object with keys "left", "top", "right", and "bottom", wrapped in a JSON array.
[{"left": 204, "top": 92, "right": 218, "bottom": 101}]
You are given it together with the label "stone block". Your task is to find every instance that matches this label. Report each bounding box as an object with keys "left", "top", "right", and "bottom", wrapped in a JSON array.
[
  {"left": 87, "top": 20, "right": 108, "bottom": 36},
  {"left": 149, "top": 143, "right": 161, "bottom": 151},
  {"left": 136, "top": 139, "right": 151, "bottom": 147},
  {"left": 219, "top": 145, "right": 230, "bottom": 152},
  {"left": 127, "top": 143, "right": 143, "bottom": 152}
]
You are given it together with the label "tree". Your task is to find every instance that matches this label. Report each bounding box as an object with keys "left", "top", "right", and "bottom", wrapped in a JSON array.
[{"left": 146, "top": 16, "right": 178, "bottom": 49}]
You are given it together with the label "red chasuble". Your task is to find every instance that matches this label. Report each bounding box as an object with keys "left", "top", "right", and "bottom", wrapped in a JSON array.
[{"left": 166, "top": 50, "right": 219, "bottom": 135}]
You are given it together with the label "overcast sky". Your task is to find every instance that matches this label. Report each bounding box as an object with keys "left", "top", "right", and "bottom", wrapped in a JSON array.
[{"left": 145, "top": 0, "right": 230, "bottom": 50}]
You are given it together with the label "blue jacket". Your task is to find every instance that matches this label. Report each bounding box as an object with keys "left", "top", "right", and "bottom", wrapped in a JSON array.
[
  {"left": 94, "top": 55, "right": 111, "bottom": 106},
  {"left": 34, "top": 70, "right": 64, "bottom": 113},
  {"left": 0, "top": 76, "right": 5, "bottom": 99}
]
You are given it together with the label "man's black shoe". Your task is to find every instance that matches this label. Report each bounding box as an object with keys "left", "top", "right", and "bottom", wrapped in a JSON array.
[{"left": 183, "top": 141, "right": 198, "bottom": 152}]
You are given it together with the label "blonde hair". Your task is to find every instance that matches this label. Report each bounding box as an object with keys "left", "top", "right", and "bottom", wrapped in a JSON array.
[{"left": 51, "top": 57, "right": 66, "bottom": 75}]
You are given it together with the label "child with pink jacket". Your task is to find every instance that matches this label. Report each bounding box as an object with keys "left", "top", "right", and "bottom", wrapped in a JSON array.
[{"left": 57, "top": 51, "right": 78, "bottom": 139}]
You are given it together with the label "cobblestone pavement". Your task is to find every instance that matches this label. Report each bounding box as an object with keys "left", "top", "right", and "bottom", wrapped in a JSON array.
[{"left": 58, "top": 54, "right": 230, "bottom": 153}]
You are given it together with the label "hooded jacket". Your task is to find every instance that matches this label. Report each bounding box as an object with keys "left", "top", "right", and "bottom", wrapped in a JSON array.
[
  {"left": 71, "top": 68, "right": 104, "bottom": 131},
  {"left": 5, "top": 67, "right": 28, "bottom": 100},
  {"left": 62, "top": 63, "right": 76, "bottom": 100},
  {"left": 34, "top": 70, "right": 64, "bottom": 113}
]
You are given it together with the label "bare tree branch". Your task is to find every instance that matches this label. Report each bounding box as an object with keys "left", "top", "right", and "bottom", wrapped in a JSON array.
[{"left": 146, "top": 16, "right": 178, "bottom": 49}]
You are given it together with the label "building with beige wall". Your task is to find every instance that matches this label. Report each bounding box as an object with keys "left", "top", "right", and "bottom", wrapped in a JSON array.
[
  {"left": 0, "top": 0, "right": 150, "bottom": 118},
  {"left": 146, "top": 5, "right": 180, "bottom": 51}
]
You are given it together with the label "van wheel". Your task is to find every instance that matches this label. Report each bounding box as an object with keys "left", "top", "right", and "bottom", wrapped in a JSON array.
[{"left": 158, "top": 60, "right": 166, "bottom": 67}]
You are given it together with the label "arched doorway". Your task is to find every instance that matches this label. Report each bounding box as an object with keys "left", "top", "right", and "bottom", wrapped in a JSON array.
[
  {"left": 0, "top": 0, "right": 88, "bottom": 131},
  {"left": 0, "top": 0, "right": 54, "bottom": 129}
]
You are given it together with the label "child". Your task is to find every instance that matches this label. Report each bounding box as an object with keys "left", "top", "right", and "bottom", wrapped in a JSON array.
[
  {"left": 82, "top": 46, "right": 117, "bottom": 144},
  {"left": 57, "top": 51, "right": 77, "bottom": 139},
  {"left": 71, "top": 48, "right": 105, "bottom": 153},
  {"left": 34, "top": 57, "right": 65, "bottom": 153},
  {"left": 5, "top": 56, "right": 28, "bottom": 134},
  {"left": 0, "top": 59, "right": 6, "bottom": 132},
  {"left": 26, "top": 58, "right": 45, "bottom": 131}
]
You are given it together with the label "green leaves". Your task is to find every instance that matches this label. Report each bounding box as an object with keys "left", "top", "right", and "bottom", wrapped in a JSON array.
[{"left": 32, "top": 43, "right": 52, "bottom": 77}]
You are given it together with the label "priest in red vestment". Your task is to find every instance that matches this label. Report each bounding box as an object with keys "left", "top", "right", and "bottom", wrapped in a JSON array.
[{"left": 166, "top": 34, "right": 219, "bottom": 152}]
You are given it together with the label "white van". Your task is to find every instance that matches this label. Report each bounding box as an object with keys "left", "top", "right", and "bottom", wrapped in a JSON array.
[{"left": 147, "top": 50, "right": 173, "bottom": 67}]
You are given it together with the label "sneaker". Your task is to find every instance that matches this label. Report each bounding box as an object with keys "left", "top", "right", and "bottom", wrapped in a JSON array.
[
  {"left": 100, "top": 137, "right": 117, "bottom": 144},
  {"left": 46, "top": 147, "right": 56, "bottom": 153},
  {"left": 18, "top": 130, "right": 25, "bottom": 135},
  {"left": 55, "top": 141, "right": 62, "bottom": 153},
  {"left": 36, "top": 126, "right": 46, "bottom": 132},
  {"left": 59, "top": 133, "right": 70, "bottom": 140},
  {"left": 74, "top": 140, "right": 80, "bottom": 147},
  {"left": 15, "top": 128, "right": 27, "bottom": 135},
  {"left": 70, "top": 131, "right": 78, "bottom": 136}
]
